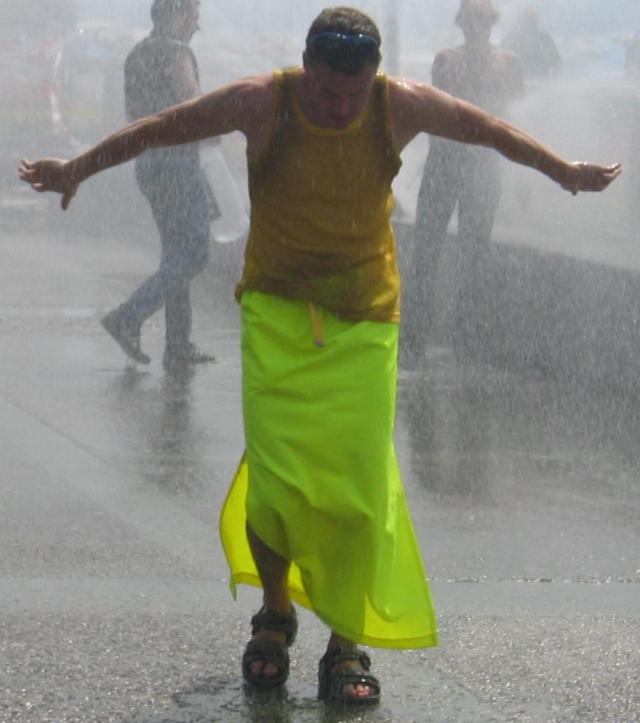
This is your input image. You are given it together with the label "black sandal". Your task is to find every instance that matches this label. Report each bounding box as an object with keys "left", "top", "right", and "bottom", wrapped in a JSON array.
[
  {"left": 317, "top": 646, "right": 381, "bottom": 705},
  {"left": 241, "top": 605, "right": 298, "bottom": 689}
]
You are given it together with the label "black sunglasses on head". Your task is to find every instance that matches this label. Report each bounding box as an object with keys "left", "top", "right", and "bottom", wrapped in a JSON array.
[{"left": 307, "top": 31, "right": 380, "bottom": 57}]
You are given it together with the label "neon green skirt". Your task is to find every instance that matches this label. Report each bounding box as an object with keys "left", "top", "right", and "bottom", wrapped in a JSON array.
[{"left": 220, "top": 291, "right": 438, "bottom": 649}]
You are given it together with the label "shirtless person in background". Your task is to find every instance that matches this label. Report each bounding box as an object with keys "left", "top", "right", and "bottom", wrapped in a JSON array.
[{"left": 405, "top": 0, "right": 523, "bottom": 362}]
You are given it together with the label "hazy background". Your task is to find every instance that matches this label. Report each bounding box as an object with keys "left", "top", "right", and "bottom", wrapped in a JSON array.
[
  {"left": 68, "top": 0, "right": 639, "bottom": 80},
  {"left": 2, "top": 0, "right": 639, "bottom": 267}
]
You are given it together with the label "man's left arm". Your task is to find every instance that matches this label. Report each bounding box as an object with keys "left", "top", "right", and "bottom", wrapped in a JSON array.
[{"left": 389, "top": 78, "right": 621, "bottom": 194}]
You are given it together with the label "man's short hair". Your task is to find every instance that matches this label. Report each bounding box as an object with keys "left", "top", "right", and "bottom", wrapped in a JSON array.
[
  {"left": 455, "top": 0, "right": 499, "bottom": 29},
  {"left": 151, "top": 0, "right": 189, "bottom": 28},
  {"left": 305, "top": 6, "right": 382, "bottom": 74}
]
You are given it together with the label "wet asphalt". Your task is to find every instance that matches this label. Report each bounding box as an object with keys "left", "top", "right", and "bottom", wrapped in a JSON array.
[{"left": 0, "top": 218, "right": 639, "bottom": 723}]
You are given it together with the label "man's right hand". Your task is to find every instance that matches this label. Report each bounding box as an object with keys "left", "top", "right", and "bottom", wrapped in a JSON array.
[{"left": 19, "top": 158, "right": 79, "bottom": 210}]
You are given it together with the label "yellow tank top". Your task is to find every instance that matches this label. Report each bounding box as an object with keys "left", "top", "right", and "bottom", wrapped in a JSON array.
[{"left": 236, "top": 67, "right": 402, "bottom": 323}]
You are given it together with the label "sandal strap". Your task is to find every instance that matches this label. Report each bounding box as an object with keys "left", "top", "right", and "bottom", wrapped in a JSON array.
[
  {"left": 250, "top": 605, "right": 298, "bottom": 647},
  {"left": 318, "top": 647, "right": 380, "bottom": 704},
  {"left": 320, "top": 647, "right": 371, "bottom": 671}
]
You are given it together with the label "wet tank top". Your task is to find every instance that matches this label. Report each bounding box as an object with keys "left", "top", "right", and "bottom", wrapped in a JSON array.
[
  {"left": 236, "top": 68, "right": 402, "bottom": 323},
  {"left": 124, "top": 29, "right": 200, "bottom": 173}
]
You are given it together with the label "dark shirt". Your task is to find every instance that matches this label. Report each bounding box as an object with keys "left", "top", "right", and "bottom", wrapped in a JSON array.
[{"left": 124, "top": 29, "right": 200, "bottom": 175}]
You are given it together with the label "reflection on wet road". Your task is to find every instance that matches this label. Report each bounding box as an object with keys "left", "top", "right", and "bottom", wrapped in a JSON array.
[{"left": 397, "top": 353, "right": 640, "bottom": 587}]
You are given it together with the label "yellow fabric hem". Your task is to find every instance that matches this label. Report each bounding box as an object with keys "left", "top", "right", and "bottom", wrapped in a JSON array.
[
  {"left": 228, "top": 572, "right": 439, "bottom": 650},
  {"left": 220, "top": 453, "right": 439, "bottom": 650},
  {"left": 228, "top": 571, "right": 312, "bottom": 610}
]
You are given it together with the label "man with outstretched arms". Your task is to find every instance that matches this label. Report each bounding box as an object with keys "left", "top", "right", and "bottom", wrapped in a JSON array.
[{"left": 20, "top": 6, "right": 620, "bottom": 707}]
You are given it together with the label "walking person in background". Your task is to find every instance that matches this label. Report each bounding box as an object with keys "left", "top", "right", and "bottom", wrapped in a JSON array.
[
  {"left": 20, "top": 5, "right": 620, "bottom": 706},
  {"left": 405, "top": 0, "right": 523, "bottom": 363},
  {"left": 101, "top": 0, "right": 217, "bottom": 371}
]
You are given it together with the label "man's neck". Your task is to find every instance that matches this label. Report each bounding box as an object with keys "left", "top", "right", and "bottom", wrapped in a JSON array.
[
  {"left": 463, "top": 39, "right": 492, "bottom": 58},
  {"left": 152, "top": 25, "right": 189, "bottom": 44}
]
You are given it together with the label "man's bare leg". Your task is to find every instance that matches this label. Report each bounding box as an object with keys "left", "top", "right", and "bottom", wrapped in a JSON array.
[
  {"left": 247, "top": 524, "right": 375, "bottom": 698},
  {"left": 246, "top": 523, "right": 292, "bottom": 679}
]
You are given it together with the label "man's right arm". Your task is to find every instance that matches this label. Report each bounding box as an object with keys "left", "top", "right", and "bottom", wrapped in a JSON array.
[{"left": 19, "top": 74, "right": 276, "bottom": 208}]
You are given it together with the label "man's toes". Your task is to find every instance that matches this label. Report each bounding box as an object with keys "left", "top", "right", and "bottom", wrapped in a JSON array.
[
  {"left": 344, "top": 683, "right": 371, "bottom": 699},
  {"left": 250, "top": 660, "right": 278, "bottom": 678}
]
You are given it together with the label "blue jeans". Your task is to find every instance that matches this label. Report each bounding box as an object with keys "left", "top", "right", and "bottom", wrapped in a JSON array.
[{"left": 117, "top": 162, "right": 212, "bottom": 353}]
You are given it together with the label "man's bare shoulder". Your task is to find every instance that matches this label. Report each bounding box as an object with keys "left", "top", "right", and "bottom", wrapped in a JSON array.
[
  {"left": 434, "top": 46, "right": 465, "bottom": 63},
  {"left": 387, "top": 76, "right": 458, "bottom": 150},
  {"left": 190, "top": 72, "right": 277, "bottom": 139},
  {"left": 490, "top": 47, "right": 521, "bottom": 67},
  {"left": 206, "top": 72, "right": 278, "bottom": 152},
  {"left": 432, "top": 46, "right": 465, "bottom": 72},
  {"left": 210, "top": 72, "right": 276, "bottom": 111},
  {"left": 238, "top": 73, "right": 276, "bottom": 98},
  {"left": 431, "top": 46, "right": 467, "bottom": 89},
  {"left": 388, "top": 76, "right": 449, "bottom": 108}
]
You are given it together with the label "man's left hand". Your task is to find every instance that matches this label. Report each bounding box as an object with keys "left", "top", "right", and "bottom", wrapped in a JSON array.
[{"left": 562, "top": 161, "right": 622, "bottom": 195}]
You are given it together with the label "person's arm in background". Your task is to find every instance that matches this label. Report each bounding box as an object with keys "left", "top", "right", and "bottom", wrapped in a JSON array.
[
  {"left": 170, "top": 45, "right": 201, "bottom": 102},
  {"left": 171, "top": 45, "right": 223, "bottom": 150}
]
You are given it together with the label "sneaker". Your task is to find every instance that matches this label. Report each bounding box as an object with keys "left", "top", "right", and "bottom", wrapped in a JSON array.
[
  {"left": 101, "top": 310, "right": 150, "bottom": 365},
  {"left": 163, "top": 342, "right": 215, "bottom": 371}
]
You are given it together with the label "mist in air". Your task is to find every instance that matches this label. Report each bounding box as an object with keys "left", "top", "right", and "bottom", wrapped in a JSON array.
[
  {"left": 2, "top": 3, "right": 640, "bottom": 722},
  {"left": 1, "top": 0, "right": 639, "bottom": 369}
]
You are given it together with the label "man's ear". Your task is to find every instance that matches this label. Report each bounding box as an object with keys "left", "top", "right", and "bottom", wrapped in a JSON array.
[{"left": 302, "top": 50, "right": 310, "bottom": 70}]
